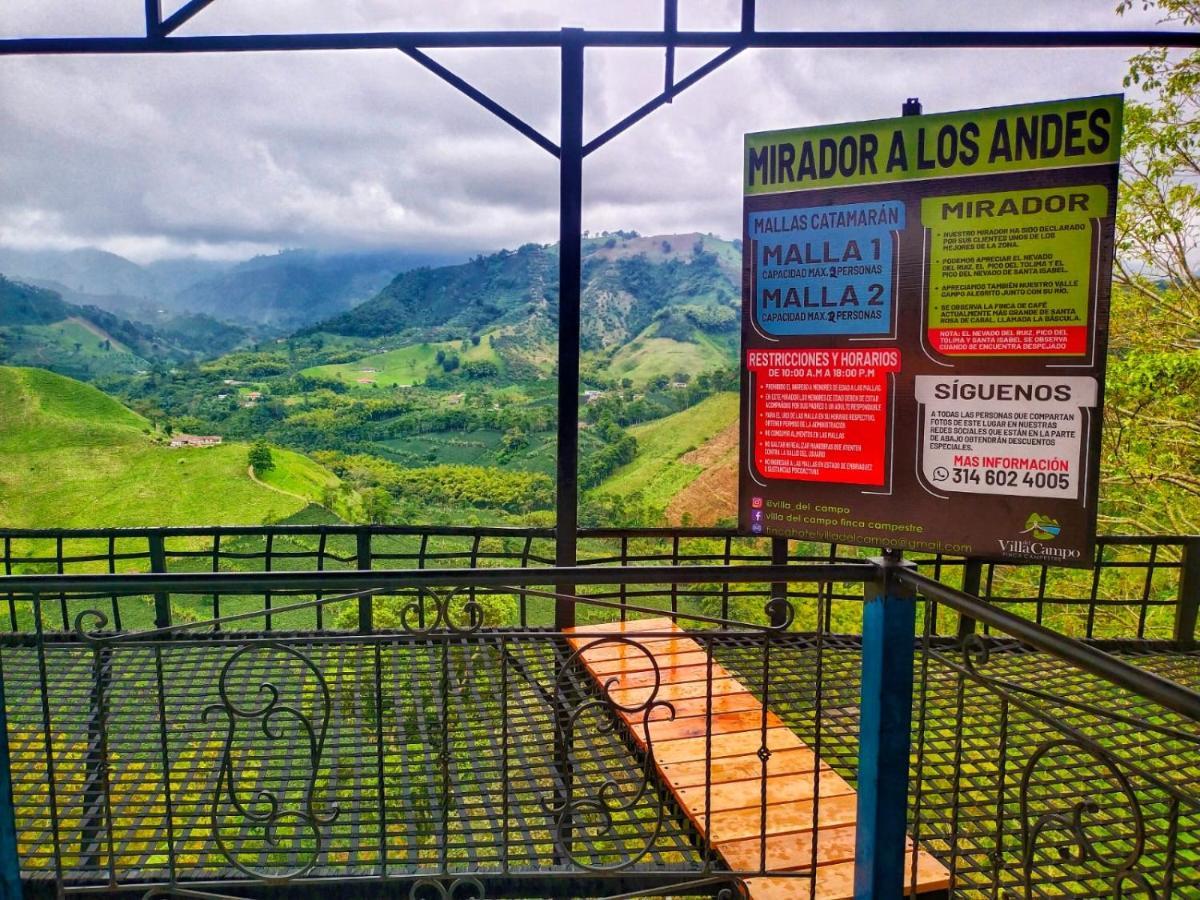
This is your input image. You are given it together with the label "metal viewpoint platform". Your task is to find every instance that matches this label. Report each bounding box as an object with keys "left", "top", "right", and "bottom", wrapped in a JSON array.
[
  {"left": 3, "top": 6, "right": 1200, "bottom": 898},
  {"left": 0, "top": 525, "right": 1195, "bottom": 898}
]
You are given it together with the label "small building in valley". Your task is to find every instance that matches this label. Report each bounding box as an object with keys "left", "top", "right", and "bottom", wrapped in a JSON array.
[{"left": 169, "top": 434, "right": 223, "bottom": 449}]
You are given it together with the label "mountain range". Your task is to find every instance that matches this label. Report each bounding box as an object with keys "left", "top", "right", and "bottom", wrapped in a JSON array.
[
  {"left": 309, "top": 232, "right": 741, "bottom": 353},
  {"left": 0, "top": 232, "right": 744, "bottom": 385},
  {"left": 0, "top": 245, "right": 463, "bottom": 333}
]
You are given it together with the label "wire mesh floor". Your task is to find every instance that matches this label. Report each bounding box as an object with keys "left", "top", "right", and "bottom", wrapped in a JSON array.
[
  {"left": 2, "top": 634, "right": 706, "bottom": 890},
  {"left": 2, "top": 632, "right": 1197, "bottom": 896},
  {"left": 712, "top": 635, "right": 1200, "bottom": 898}
]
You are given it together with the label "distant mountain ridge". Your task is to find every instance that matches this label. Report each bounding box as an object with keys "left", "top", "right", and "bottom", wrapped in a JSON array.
[
  {"left": 175, "top": 249, "right": 458, "bottom": 331},
  {"left": 0, "top": 245, "right": 465, "bottom": 335},
  {"left": 309, "top": 232, "right": 742, "bottom": 353},
  {"left": 0, "top": 274, "right": 246, "bottom": 378}
]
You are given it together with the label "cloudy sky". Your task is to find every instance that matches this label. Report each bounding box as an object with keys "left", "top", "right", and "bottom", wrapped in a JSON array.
[{"left": 0, "top": 1, "right": 1174, "bottom": 263}]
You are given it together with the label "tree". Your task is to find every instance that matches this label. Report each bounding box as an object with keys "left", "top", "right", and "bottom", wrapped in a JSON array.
[
  {"left": 247, "top": 439, "right": 275, "bottom": 475},
  {"left": 1102, "top": 0, "right": 1200, "bottom": 533},
  {"left": 1114, "top": 0, "right": 1200, "bottom": 351},
  {"left": 362, "top": 487, "right": 392, "bottom": 524}
]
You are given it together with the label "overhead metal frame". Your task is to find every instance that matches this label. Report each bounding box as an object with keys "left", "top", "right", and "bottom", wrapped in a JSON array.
[{"left": 3, "top": 0, "right": 1199, "bottom": 609}]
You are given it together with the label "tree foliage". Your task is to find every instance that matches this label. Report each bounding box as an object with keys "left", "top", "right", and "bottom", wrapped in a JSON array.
[
  {"left": 1102, "top": 0, "right": 1200, "bottom": 532},
  {"left": 247, "top": 439, "right": 275, "bottom": 475}
]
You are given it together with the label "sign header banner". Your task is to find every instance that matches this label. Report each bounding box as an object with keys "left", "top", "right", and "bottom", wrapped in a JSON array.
[{"left": 745, "top": 94, "right": 1122, "bottom": 193}]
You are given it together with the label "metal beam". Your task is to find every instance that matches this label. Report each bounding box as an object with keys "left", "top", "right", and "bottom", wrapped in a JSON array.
[
  {"left": 401, "top": 48, "right": 559, "bottom": 157},
  {"left": 584, "top": 45, "right": 741, "bottom": 157},
  {"left": 160, "top": 0, "right": 220, "bottom": 37},
  {"left": 742, "top": 0, "right": 756, "bottom": 34},
  {"left": 854, "top": 557, "right": 918, "bottom": 899},
  {"left": 144, "top": 0, "right": 163, "bottom": 39},
  {"left": 663, "top": 0, "right": 677, "bottom": 94},
  {"left": 1, "top": 29, "right": 1197, "bottom": 56},
  {"left": 555, "top": 29, "right": 585, "bottom": 628}
]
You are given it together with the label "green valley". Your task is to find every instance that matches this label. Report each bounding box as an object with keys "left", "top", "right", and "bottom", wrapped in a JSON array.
[
  {"left": 0, "top": 231, "right": 747, "bottom": 531},
  {"left": 0, "top": 366, "right": 336, "bottom": 528}
]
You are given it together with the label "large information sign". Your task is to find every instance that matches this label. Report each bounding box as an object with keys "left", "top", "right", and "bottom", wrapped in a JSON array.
[{"left": 739, "top": 95, "right": 1122, "bottom": 566}]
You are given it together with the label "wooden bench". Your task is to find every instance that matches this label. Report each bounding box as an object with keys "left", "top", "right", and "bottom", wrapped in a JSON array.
[{"left": 566, "top": 617, "right": 950, "bottom": 900}]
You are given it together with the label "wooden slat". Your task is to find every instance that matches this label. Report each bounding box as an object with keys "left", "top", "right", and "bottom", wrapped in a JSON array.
[
  {"left": 705, "top": 794, "right": 860, "bottom": 844},
  {"left": 717, "top": 823, "right": 860, "bottom": 871},
  {"left": 676, "top": 770, "right": 855, "bottom": 814},
  {"left": 565, "top": 618, "right": 951, "bottom": 899},
  {"left": 591, "top": 661, "right": 725, "bottom": 692},
  {"left": 653, "top": 726, "right": 805, "bottom": 765},
  {"left": 607, "top": 675, "right": 745, "bottom": 706},
  {"left": 586, "top": 648, "right": 712, "bottom": 676},
  {"left": 569, "top": 616, "right": 680, "bottom": 633},
  {"left": 744, "top": 851, "right": 952, "bottom": 900},
  {"left": 630, "top": 691, "right": 765, "bottom": 722},
  {"left": 578, "top": 636, "right": 699, "bottom": 662},
  {"left": 660, "top": 747, "right": 823, "bottom": 789},
  {"left": 643, "top": 708, "right": 783, "bottom": 744}
]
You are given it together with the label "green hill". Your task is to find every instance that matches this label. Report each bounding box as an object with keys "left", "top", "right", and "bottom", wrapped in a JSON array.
[
  {"left": 608, "top": 323, "right": 736, "bottom": 386},
  {"left": 0, "top": 366, "right": 338, "bottom": 528},
  {"left": 308, "top": 232, "right": 740, "bottom": 354},
  {"left": 595, "top": 392, "right": 739, "bottom": 511},
  {"left": 303, "top": 333, "right": 506, "bottom": 388}
]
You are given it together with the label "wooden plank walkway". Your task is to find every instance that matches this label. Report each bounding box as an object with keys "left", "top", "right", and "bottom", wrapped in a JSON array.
[{"left": 566, "top": 618, "right": 951, "bottom": 900}]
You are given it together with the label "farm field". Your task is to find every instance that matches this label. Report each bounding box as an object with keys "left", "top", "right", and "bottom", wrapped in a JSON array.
[
  {"left": 0, "top": 366, "right": 336, "bottom": 529},
  {"left": 303, "top": 333, "right": 501, "bottom": 387},
  {"left": 597, "top": 392, "right": 738, "bottom": 513},
  {"left": 608, "top": 331, "right": 734, "bottom": 386}
]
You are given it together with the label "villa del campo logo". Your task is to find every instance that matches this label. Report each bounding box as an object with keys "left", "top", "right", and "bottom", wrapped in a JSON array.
[
  {"left": 996, "top": 512, "right": 1078, "bottom": 561},
  {"left": 1021, "top": 514, "right": 1062, "bottom": 541}
]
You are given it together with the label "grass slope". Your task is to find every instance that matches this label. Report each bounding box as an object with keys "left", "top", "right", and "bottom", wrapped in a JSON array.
[
  {"left": 258, "top": 452, "right": 340, "bottom": 503},
  {"left": 1, "top": 320, "right": 148, "bottom": 379},
  {"left": 303, "top": 334, "right": 500, "bottom": 388},
  {"left": 608, "top": 329, "right": 734, "bottom": 386},
  {"left": 596, "top": 392, "right": 738, "bottom": 511},
  {"left": 0, "top": 366, "right": 336, "bottom": 528}
]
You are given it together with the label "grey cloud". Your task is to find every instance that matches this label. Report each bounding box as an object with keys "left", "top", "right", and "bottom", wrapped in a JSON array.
[{"left": 0, "top": 0, "right": 1168, "bottom": 262}]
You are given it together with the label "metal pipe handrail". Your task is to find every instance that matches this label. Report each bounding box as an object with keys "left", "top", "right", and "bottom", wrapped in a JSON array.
[
  {"left": 0, "top": 561, "right": 874, "bottom": 596},
  {"left": 0, "top": 523, "right": 1192, "bottom": 543},
  {"left": 3, "top": 558, "right": 1196, "bottom": 721},
  {"left": 899, "top": 569, "right": 1200, "bottom": 722},
  {"left": 2, "top": 29, "right": 1198, "bottom": 56}
]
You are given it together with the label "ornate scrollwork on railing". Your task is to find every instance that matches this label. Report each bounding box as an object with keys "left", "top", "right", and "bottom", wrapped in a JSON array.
[
  {"left": 409, "top": 875, "right": 487, "bottom": 900},
  {"left": 201, "top": 643, "right": 338, "bottom": 880},
  {"left": 1019, "top": 737, "right": 1154, "bottom": 899},
  {"left": 74, "top": 608, "right": 115, "bottom": 644},
  {"left": 958, "top": 631, "right": 1023, "bottom": 678},
  {"left": 763, "top": 596, "right": 795, "bottom": 631},
  {"left": 543, "top": 636, "right": 676, "bottom": 871},
  {"left": 393, "top": 588, "right": 485, "bottom": 635}
]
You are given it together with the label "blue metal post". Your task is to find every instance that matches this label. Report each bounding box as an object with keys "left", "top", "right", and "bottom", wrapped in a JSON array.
[
  {"left": 854, "top": 554, "right": 917, "bottom": 899},
  {"left": 0, "top": 673, "right": 22, "bottom": 900}
]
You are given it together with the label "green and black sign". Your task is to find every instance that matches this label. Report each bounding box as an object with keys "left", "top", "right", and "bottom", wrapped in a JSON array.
[{"left": 739, "top": 95, "right": 1122, "bottom": 566}]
